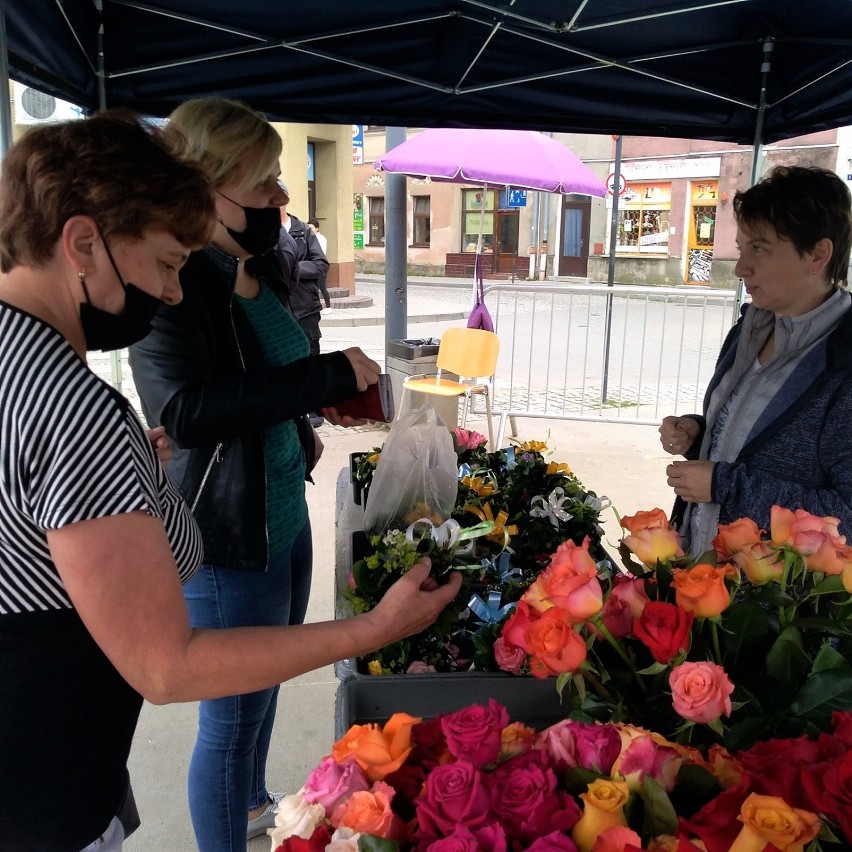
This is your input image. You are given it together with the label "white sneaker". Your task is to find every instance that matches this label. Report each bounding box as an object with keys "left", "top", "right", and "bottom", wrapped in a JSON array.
[{"left": 246, "top": 792, "right": 284, "bottom": 840}]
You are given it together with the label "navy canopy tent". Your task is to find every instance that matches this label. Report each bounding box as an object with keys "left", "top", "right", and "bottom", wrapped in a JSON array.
[{"left": 4, "top": 0, "right": 852, "bottom": 144}]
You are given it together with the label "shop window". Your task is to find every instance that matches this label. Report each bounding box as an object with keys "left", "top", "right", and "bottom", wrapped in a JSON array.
[
  {"left": 368, "top": 197, "right": 385, "bottom": 246},
  {"left": 686, "top": 181, "right": 718, "bottom": 283},
  {"left": 461, "top": 188, "right": 495, "bottom": 252},
  {"left": 616, "top": 182, "right": 671, "bottom": 254},
  {"left": 412, "top": 196, "right": 430, "bottom": 246}
]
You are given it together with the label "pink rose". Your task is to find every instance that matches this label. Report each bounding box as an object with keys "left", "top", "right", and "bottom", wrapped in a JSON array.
[
  {"left": 493, "top": 636, "right": 526, "bottom": 674},
  {"left": 453, "top": 427, "right": 488, "bottom": 451},
  {"left": 591, "top": 826, "right": 643, "bottom": 852},
  {"left": 414, "top": 761, "right": 493, "bottom": 842},
  {"left": 535, "top": 720, "right": 621, "bottom": 775},
  {"left": 485, "top": 749, "right": 581, "bottom": 844},
  {"left": 608, "top": 575, "right": 651, "bottom": 619},
  {"left": 423, "top": 822, "right": 509, "bottom": 852},
  {"left": 302, "top": 756, "right": 370, "bottom": 814},
  {"left": 610, "top": 727, "right": 683, "bottom": 793},
  {"left": 669, "top": 661, "right": 734, "bottom": 724},
  {"left": 406, "top": 660, "right": 438, "bottom": 674},
  {"left": 525, "top": 833, "right": 580, "bottom": 851},
  {"left": 441, "top": 699, "right": 509, "bottom": 767}
]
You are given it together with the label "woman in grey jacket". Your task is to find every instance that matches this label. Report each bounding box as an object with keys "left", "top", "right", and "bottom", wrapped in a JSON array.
[{"left": 660, "top": 166, "right": 852, "bottom": 557}]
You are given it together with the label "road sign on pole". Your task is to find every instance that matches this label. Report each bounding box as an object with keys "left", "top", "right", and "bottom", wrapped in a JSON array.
[
  {"left": 606, "top": 171, "right": 626, "bottom": 196},
  {"left": 507, "top": 188, "right": 528, "bottom": 207}
]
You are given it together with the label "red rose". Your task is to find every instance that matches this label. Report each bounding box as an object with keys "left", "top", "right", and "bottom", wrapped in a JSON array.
[
  {"left": 525, "top": 832, "right": 580, "bottom": 851},
  {"left": 737, "top": 735, "right": 821, "bottom": 810},
  {"left": 485, "top": 749, "right": 581, "bottom": 844},
  {"left": 272, "top": 824, "right": 332, "bottom": 852},
  {"left": 678, "top": 780, "right": 752, "bottom": 852},
  {"left": 633, "top": 601, "right": 694, "bottom": 664},
  {"left": 802, "top": 751, "right": 852, "bottom": 840},
  {"left": 441, "top": 699, "right": 509, "bottom": 767},
  {"left": 422, "top": 822, "right": 509, "bottom": 852},
  {"left": 414, "top": 760, "right": 493, "bottom": 843}
]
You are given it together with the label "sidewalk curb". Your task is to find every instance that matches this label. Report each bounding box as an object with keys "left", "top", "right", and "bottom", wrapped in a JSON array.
[{"left": 323, "top": 309, "right": 467, "bottom": 327}]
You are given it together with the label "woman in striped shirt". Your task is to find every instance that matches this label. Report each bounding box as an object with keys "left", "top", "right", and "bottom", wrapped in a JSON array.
[{"left": 0, "top": 111, "right": 460, "bottom": 852}]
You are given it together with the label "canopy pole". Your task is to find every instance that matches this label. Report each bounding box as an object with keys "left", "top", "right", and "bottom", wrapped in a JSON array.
[
  {"left": 0, "top": 7, "right": 14, "bottom": 159},
  {"left": 384, "top": 127, "right": 408, "bottom": 358},
  {"left": 602, "top": 134, "right": 622, "bottom": 405},
  {"left": 735, "top": 36, "right": 774, "bottom": 317}
]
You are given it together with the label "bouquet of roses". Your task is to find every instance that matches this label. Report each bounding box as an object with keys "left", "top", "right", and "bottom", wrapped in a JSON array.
[
  {"left": 493, "top": 504, "right": 852, "bottom": 755},
  {"left": 344, "top": 429, "right": 610, "bottom": 675},
  {"left": 267, "top": 699, "right": 851, "bottom": 851}
]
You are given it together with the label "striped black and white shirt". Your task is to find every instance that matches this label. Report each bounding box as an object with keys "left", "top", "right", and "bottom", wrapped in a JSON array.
[{"left": 0, "top": 302, "right": 203, "bottom": 849}]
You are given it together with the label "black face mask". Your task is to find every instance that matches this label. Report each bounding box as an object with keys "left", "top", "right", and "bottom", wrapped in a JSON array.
[
  {"left": 79, "top": 240, "right": 164, "bottom": 352},
  {"left": 217, "top": 191, "right": 281, "bottom": 257}
]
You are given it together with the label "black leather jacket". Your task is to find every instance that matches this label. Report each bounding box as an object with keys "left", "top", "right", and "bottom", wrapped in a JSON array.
[
  {"left": 286, "top": 214, "right": 329, "bottom": 319},
  {"left": 129, "top": 245, "right": 356, "bottom": 572}
]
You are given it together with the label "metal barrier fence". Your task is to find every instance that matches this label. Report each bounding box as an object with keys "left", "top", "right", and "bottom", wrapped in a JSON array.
[{"left": 481, "top": 282, "right": 738, "bottom": 446}]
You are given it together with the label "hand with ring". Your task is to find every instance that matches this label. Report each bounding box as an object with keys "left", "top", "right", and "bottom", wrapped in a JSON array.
[{"left": 659, "top": 415, "right": 700, "bottom": 456}]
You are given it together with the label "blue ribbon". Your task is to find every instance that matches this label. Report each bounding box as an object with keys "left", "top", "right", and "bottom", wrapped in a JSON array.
[
  {"left": 466, "top": 590, "right": 517, "bottom": 630},
  {"left": 504, "top": 446, "right": 517, "bottom": 470},
  {"left": 458, "top": 463, "right": 473, "bottom": 480},
  {"left": 482, "top": 552, "right": 523, "bottom": 583}
]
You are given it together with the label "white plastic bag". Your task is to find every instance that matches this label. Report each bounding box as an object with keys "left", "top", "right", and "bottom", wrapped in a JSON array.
[{"left": 362, "top": 404, "right": 459, "bottom": 536}]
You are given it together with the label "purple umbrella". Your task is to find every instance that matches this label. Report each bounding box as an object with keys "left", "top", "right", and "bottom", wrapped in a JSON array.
[{"left": 373, "top": 128, "right": 607, "bottom": 196}]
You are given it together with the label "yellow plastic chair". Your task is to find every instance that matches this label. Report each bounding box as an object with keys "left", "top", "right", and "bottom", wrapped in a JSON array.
[{"left": 401, "top": 327, "right": 501, "bottom": 447}]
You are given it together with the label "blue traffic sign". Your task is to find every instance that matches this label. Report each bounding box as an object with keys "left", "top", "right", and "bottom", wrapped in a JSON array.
[{"left": 507, "top": 188, "right": 528, "bottom": 208}]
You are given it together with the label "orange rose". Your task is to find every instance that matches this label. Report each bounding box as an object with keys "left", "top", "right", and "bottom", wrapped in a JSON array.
[
  {"left": 731, "top": 541, "right": 783, "bottom": 585},
  {"left": 713, "top": 517, "right": 763, "bottom": 560},
  {"left": 500, "top": 721, "right": 536, "bottom": 757},
  {"left": 332, "top": 713, "right": 420, "bottom": 781},
  {"left": 671, "top": 563, "right": 732, "bottom": 617},
  {"left": 804, "top": 537, "right": 852, "bottom": 576},
  {"left": 620, "top": 508, "right": 684, "bottom": 566},
  {"left": 620, "top": 508, "right": 671, "bottom": 534},
  {"left": 843, "top": 562, "right": 852, "bottom": 594},
  {"left": 571, "top": 778, "right": 630, "bottom": 852},
  {"left": 525, "top": 537, "right": 603, "bottom": 621},
  {"left": 730, "top": 793, "right": 821, "bottom": 852},
  {"left": 706, "top": 744, "right": 744, "bottom": 789},
  {"left": 330, "top": 781, "right": 403, "bottom": 839},
  {"left": 525, "top": 609, "right": 587, "bottom": 678}
]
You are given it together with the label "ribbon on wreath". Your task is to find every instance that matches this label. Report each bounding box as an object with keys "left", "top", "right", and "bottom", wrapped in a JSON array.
[
  {"left": 466, "top": 589, "right": 517, "bottom": 631},
  {"left": 458, "top": 463, "right": 473, "bottom": 480},
  {"left": 504, "top": 446, "right": 517, "bottom": 470},
  {"left": 529, "top": 486, "right": 573, "bottom": 529},
  {"left": 405, "top": 517, "right": 495, "bottom": 553},
  {"left": 462, "top": 502, "right": 519, "bottom": 547},
  {"left": 481, "top": 552, "right": 523, "bottom": 583},
  {"left": 546, "top": 461, "right": 571, "bottom": 476},
  {"left": 460, "top": 469, "right": 498, "bottom": 498}
]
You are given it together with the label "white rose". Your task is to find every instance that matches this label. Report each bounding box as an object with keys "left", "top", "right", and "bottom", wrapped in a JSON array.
[
  {"left": 326, "top": 826, "right": 362, "bottom": 851},
  {"left": 267, "top": 793, "right": 326, "bottom": 847}
]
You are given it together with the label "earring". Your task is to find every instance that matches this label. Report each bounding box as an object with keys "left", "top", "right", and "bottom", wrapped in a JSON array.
[{"left": 78, "top": 269, "right": 86, "bottom": 284}]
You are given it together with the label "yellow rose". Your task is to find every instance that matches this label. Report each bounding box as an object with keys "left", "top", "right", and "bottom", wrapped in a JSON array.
[
  {"left": 730, "top": 793, "right": 821, "bottom": 852},
  {"left": 571, "top": 778, "right": 629, "bottom": 852}
]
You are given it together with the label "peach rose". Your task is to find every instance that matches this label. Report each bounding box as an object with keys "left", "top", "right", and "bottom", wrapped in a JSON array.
[
  {"left": 713, "top": 517, "right": 763, "bottom": 560},
  {"left": 671, "top": 563, "right": 731, "bottom": 617},
  {"left": 669, "top": 661, "right": 733, "bottom": 724},
  {"left": 770, "top": 505, "right": 841, "bottom": 549},
  {"left": 571, "top": 778, "right": 630, "bottom": 852},
  {"left": 332, "top": 712, "right": 421, "bottom": 781},
  {"left": 620, "top": 509, "right": 684, "bottom": 566},
  {"left": 524, "top": 538, "right": 603, "bottom": 622},
  {"left": 526, "top": 609, "right": 588, "bottom": 678},
  {"left": 804, "top": 537, "right": 852, "bottom": 576},
  {"left": 844, "top": 562, "right": 852, "bottom": 594},
  {"left": 731, "top": 541, "right": 783, "bottom": 585},
  {"left": 730, "top": 793, "right": 821, "bottom": 852},
  {"left": 330, "top": 781, "right": 403, "bottom": 840}
]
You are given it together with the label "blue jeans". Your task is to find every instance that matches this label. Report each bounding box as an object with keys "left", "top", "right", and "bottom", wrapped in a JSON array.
[{"left": 183, "top": 519, "right": 312, "bottom": 852}]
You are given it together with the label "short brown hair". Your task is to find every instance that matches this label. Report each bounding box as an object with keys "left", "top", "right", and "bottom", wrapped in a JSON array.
[
  {"left": 733, "top": 166, "right": 852, "bottom": 287},
  {"left": 164, "top": 98, "right": 282, "bottom": 189},
  {"left": 0, "top": 110, "right": 216, "bottom": 273}
]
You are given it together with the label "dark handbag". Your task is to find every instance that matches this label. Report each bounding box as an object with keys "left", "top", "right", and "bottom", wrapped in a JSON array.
[{"left": 467, "top": 253, "right": 494, "bottom": 332}]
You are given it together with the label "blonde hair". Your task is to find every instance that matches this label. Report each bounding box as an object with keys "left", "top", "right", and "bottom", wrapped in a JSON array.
[{"left": 164, "top": 98, "right": 282, "bottom": 189}]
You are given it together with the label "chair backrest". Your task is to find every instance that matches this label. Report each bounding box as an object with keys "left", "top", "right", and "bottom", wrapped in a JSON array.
[{"left": 436, "top": 327, "right": 500, "bottom": 379}]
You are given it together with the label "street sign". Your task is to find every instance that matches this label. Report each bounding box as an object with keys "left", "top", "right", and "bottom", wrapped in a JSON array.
[
  {"left": 507, "top": 188, "right": 527, "bottom": 207},
  {"left": 352, "top": 124, "right": 364, "bottom": 165},
  {"left": 606, "top": 172, "right": 626, "bottom": 196}
]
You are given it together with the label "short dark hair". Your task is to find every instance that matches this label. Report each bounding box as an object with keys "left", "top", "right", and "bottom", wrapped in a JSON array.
[
  {"left": 307, "top": 218, "right": 320, "bottom": 229},
  {"left": 0, "top": 110, "right": 215, "bottom": 273},
  {"left": 733, "top": 166, "right": 852, "bottom": 287}
]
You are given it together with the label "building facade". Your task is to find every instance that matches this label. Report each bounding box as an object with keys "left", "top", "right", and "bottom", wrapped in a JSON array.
[{"left": 356, "top": 126, "right": 852, "bottom": 288}]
